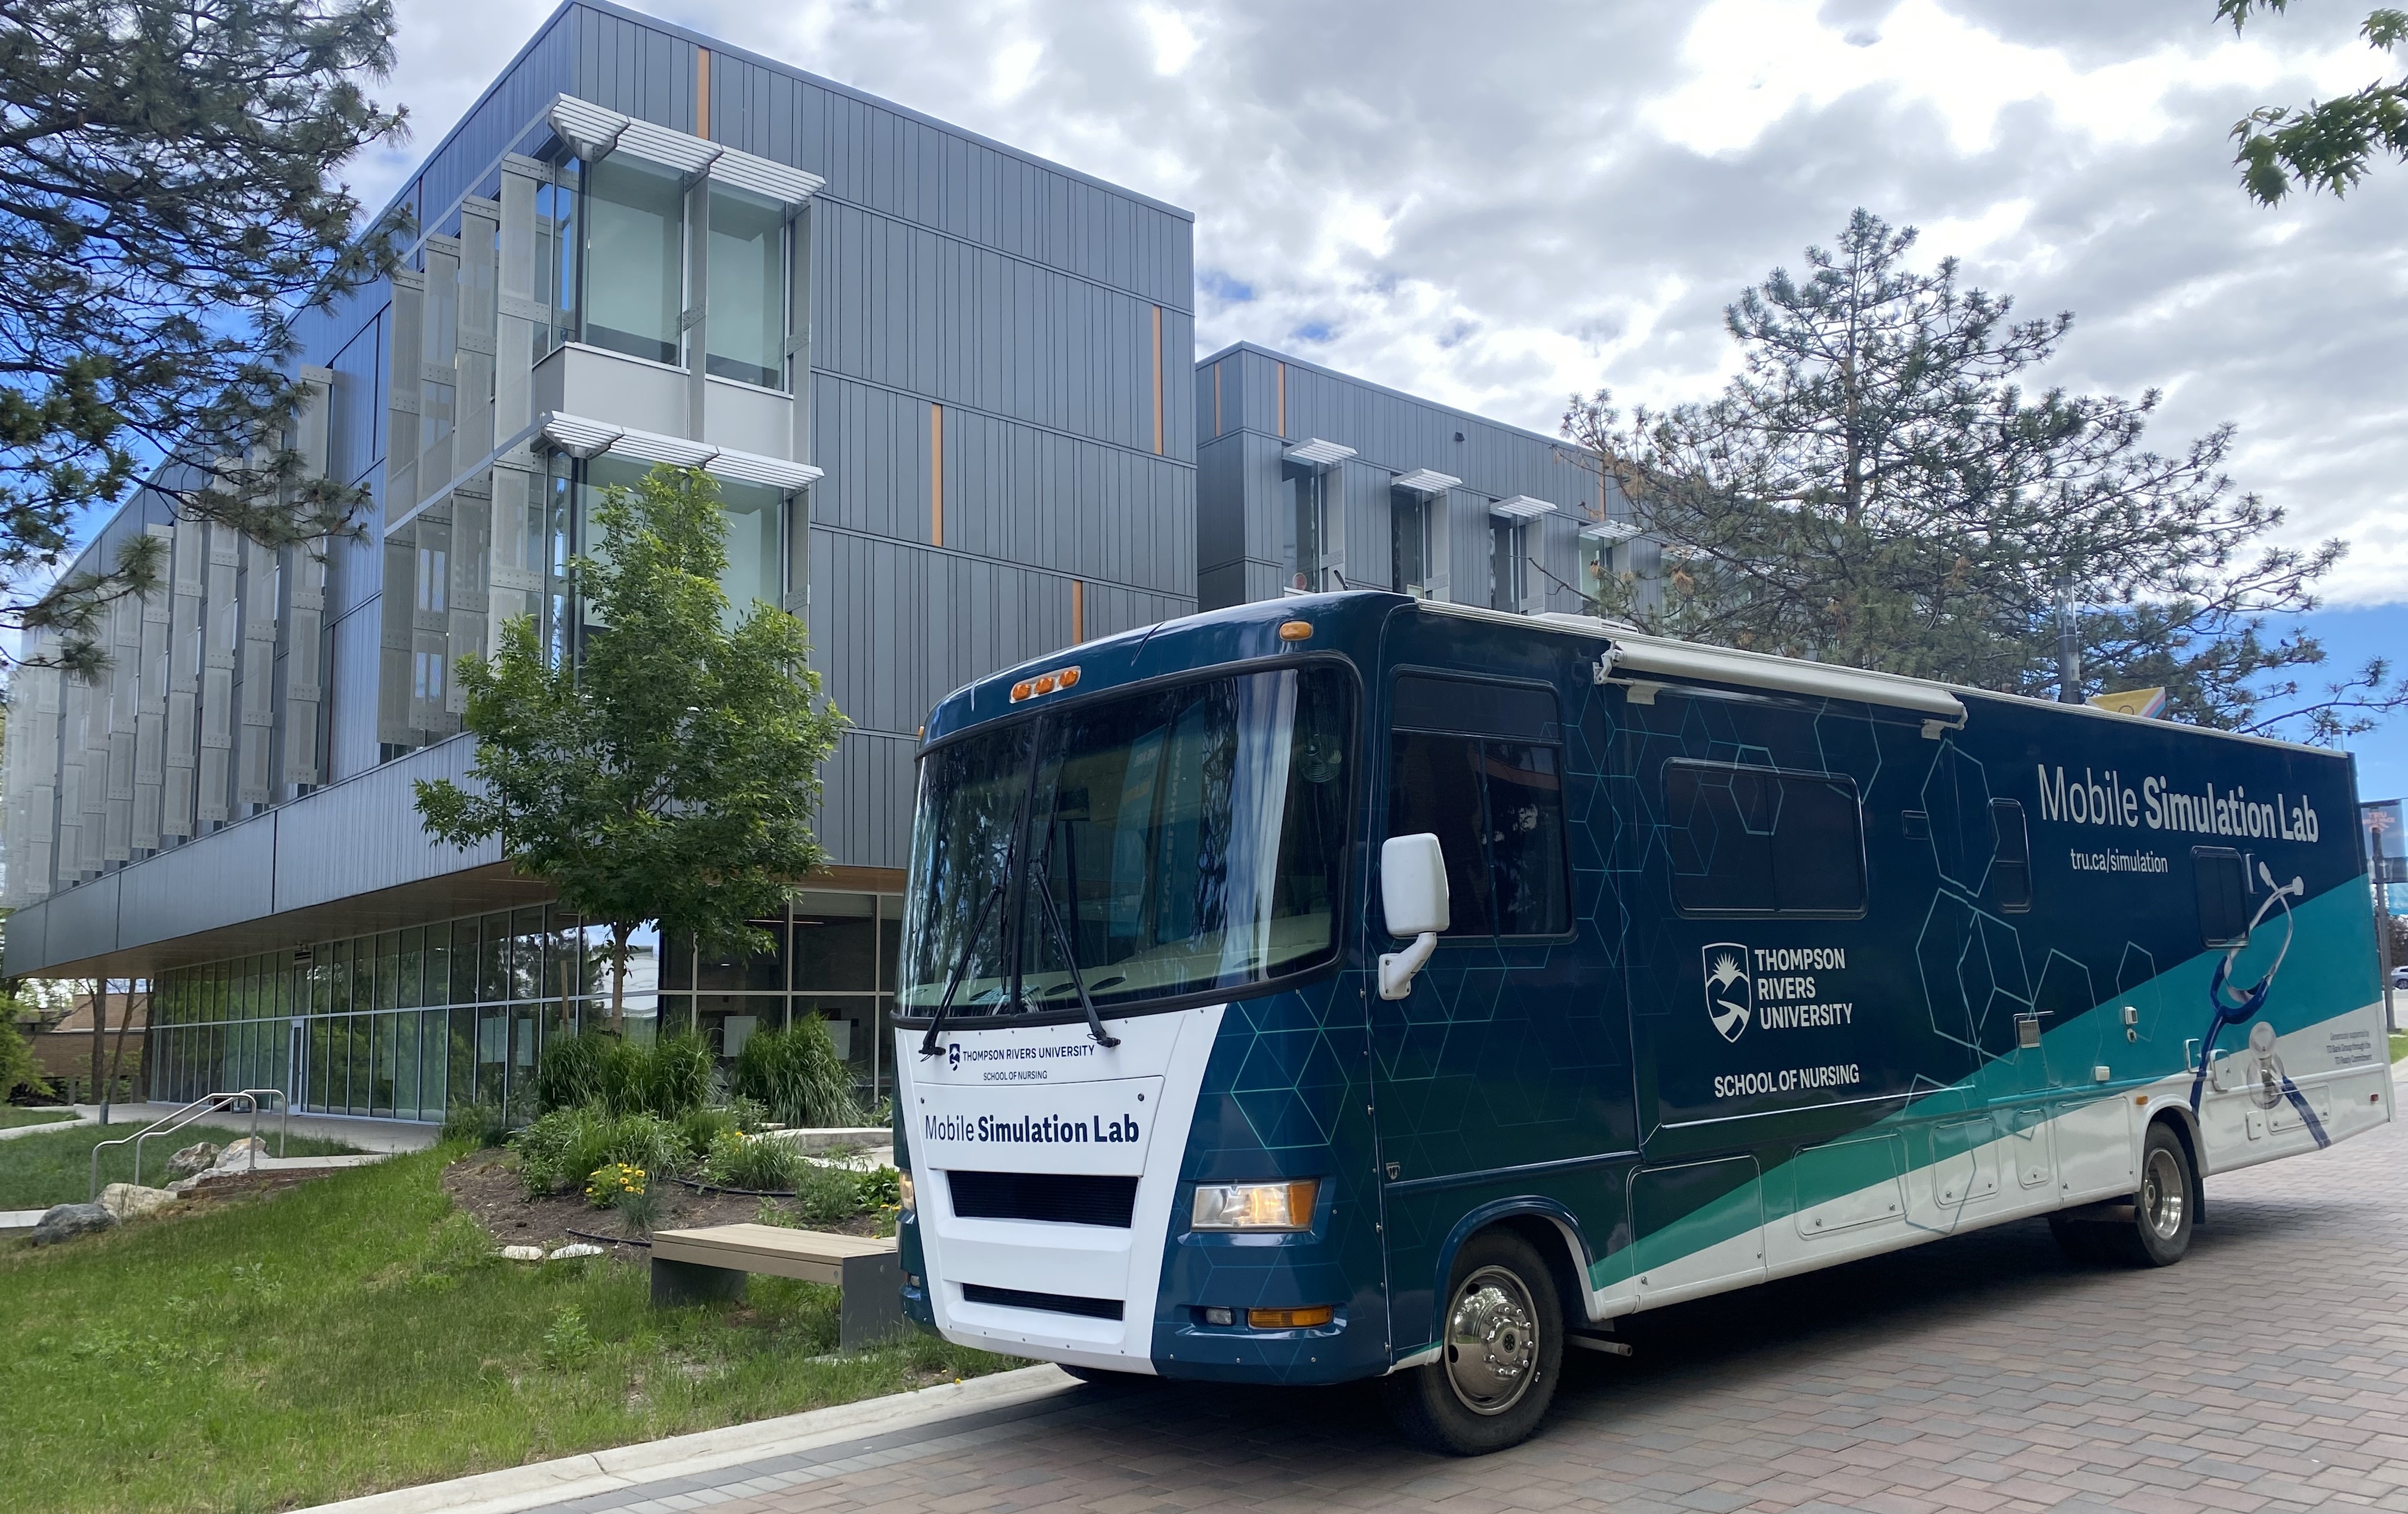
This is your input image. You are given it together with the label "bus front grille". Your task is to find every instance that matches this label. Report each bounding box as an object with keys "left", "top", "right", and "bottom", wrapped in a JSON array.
[
  {"left": 961, "top": 1283, "right": 1125, "bottom": 1320},
  {"left": 945, "top": 1169, "right": 1140, "bottom": 1227}
]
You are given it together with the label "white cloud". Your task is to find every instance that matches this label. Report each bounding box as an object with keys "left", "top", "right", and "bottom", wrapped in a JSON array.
[{"left": 346, "top": 0, "right": 2408, "bottom": 611}]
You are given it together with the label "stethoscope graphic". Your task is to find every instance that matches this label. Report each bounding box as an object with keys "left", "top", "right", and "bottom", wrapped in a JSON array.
[{"left": 2186, "top": 862, "right": 2329, "bottom": 1148}]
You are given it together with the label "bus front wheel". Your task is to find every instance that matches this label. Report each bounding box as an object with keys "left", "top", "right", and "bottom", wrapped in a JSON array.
[{"left": 1381, "top": 1229, "right": 1565, "bottom": 1455}]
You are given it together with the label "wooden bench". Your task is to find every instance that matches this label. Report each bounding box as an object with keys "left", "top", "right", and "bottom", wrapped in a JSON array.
[{"left": 649, "top": 1224, "right": 905, "bottom": 1349}]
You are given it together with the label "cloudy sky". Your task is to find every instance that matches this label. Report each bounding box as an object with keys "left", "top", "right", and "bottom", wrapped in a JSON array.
[{"left": 352, "top": 0, "right": 2408, "bottom": 779}]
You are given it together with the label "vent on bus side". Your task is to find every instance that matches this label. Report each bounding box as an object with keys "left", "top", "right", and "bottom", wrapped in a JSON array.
[
  {"left": 946, "top": 1170, "right": 1140, "bottom": 1227},
  {"left": 961, "top": 1283, "right": 1125, "bottom": 1320}
]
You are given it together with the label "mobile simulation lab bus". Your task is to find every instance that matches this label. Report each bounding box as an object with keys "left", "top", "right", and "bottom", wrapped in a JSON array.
[{"left": 889, "top": 591, "right": 2392, "bottom": 1455}]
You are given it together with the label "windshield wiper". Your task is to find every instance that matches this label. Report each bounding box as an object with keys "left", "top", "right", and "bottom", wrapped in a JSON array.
[
  {"left": 1021, "top": 816, "right": 1119, "bottom": 1048},
  {"left": 917, "top": 876, "right": 1005, "bottom": 1059},
  {"left": 1032, "top": 865, "right": 1119, "bottom": 1048}
]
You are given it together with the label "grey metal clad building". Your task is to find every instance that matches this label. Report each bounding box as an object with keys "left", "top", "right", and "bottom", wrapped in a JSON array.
[
  {"left": 1193, "top": 342, "right": 1658, "bottom": 617},
  {"left": 0, "top": 0, "right": 1194, "bottom": 1119}
]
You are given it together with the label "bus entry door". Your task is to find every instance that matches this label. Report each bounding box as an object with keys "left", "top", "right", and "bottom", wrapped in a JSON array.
[{"left": 1368, "top": 621, "right": 1636, "bottom": 1359}]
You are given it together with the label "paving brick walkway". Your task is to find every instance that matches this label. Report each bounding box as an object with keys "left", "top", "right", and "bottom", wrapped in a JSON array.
[{"left": 542, "top": 1097, "right": 2408, "bottom": 1514}]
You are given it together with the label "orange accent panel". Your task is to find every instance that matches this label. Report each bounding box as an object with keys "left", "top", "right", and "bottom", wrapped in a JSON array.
[{"left": 696, "top": 50, "right": 711, "bottom": 140}]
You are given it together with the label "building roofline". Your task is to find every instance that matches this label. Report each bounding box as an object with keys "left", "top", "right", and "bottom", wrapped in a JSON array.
[
  {"left": 372, "top": 0, "right": 1194, "bottom": 232},
  {"left": 1196, "top": 340, "right": 1595, "bottom": 459}
]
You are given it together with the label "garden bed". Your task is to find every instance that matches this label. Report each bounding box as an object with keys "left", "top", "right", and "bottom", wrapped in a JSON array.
[{"left": 443, "top": 1149, "right": 884, "bottom": 1252}]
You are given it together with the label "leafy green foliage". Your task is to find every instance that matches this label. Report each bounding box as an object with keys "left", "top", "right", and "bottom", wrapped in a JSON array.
[
  {"left": 439, "top": 1103, "right": 511, "bottom": 1148},
  {"left": 700, "top": 1130, "right": 804, "bottom": 1192},
  {"left": 731, "top": 1020, "right": 864, "bottom": 1129},
  {"left": 540, "top": 1304, "right": 594, "bottom": 1368},
  {"left": 414, "top": 465, "right": 847, "bottom": 1030},
  {"left": 510, "top": 1108, "right": 688, "bottom": 1198},
  {"left": 856, "top": 1166, "right": 902, "bottom": 1211},
  {"left": 0, "top": 0, "right": 409, "bottom": 676},
  {"left": 1562, "top": 210, "right": 2408, "bottom": 742},
  {"left": 791, "top": 1162, "right": 870, "bottom": 1227},
  {"left": 531, "top": 1030, "right": 714, "bottom": 1120},
  {"left": 0, "top": 1016, "right": 51, "bottom": 1100},
  {"left": 2222, "top": 3, "right": 2408, "bottom": 205}
]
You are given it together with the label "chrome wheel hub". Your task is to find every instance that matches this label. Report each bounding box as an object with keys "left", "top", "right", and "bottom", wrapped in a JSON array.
[
  {"left": 2141, "top": 1146, "right": 2186, "bottom": 1241},
  {"left": 1443, "top": 1266, "right": 1539, "bottom": 1415}
]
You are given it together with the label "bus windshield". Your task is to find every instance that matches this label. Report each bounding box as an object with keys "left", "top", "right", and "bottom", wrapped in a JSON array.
[{"left": 899, "top": 664, "right": 1353, "bottom": 1018}]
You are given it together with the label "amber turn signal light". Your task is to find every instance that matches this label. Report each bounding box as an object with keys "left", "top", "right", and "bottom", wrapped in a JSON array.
[
  {"left": 1246, "top": 1305, "right": 1334, "bottom": 1329},
  {"left": 1277, "top": 620, "right": 1313, "bottom": 641},
  {"left": 1009, "top": 665, "right": 1081, "bottom": 702}
]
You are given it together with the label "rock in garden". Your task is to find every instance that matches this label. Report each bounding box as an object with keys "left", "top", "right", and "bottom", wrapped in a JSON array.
[
  {"left": 210, "top": 1136, "right": 270, "bottom": 1171},
  {"left": 165, "top": 1141, "right": 222, "bottom": 1179},
  {"left": 99, "top": 1183, "right": 178, "bottom": 1220},
  {"left": 499, "top": 1245, "right": 546, "bottom": 1261},
  {"left": 548, "top": 1243, "right": 606, "bottom": 1260},
  {"left": 29, "top": 1202, "right": 118, "bottom": 1245}
]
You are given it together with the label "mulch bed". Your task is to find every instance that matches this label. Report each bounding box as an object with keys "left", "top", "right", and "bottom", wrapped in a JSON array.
[{"left": 441, "top": 1150, "right": 883, "bottom": 1253}]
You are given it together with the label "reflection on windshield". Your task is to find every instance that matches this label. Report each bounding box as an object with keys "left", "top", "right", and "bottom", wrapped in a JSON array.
[{"left": 900, "top": 666, "right": 1352, "bottom": 1017}]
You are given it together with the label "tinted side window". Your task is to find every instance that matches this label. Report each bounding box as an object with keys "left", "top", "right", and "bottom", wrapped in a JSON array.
[
  {"left": 1387, "top": 678, "right": 1571, "bottom": 938},
  {"left": 2194, "top": 847, "right": 2249, "bottom": 947},
  {"left": 1991, "top": 799, "right": 2032, "bottom": 913},
  {"left": 1664, "top": 761, "right": 1866, "bottom": 917},
  {"left": 1389, "top": 731, "right": 1495, "bottom": 935}
]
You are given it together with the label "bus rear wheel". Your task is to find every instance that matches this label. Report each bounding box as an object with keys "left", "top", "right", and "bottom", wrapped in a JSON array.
[
  {"left": 2048, "top": 1122, "right": 2196, "bottom": 1268},
  {"left": 1381, "top": 1229, "right": 1564, "bottom": 1456}
]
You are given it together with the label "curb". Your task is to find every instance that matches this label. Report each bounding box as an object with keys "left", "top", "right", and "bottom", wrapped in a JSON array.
[{"left": 291, "top": 1364, "right": 1082, "bottom": 1514}]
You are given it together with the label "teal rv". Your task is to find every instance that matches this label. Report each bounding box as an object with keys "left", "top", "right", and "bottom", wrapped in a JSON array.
[{"left": 890, "top": 591, "right": 2392, "bottom": 1454}]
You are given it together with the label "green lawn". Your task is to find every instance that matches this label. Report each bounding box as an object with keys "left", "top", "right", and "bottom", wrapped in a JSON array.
[
  {"left": 2392, "top": 1029, "right": 2407, "bottom": 1064},
  {"left": 0, "top": 1106, "right": 75, "bottom": 1131},
  {"left": 0, "top": 1120, "right": 364, "bottom": 1211},
  {"left": 0, "top": 1144, "right": 1010, "bottom": 1513}
]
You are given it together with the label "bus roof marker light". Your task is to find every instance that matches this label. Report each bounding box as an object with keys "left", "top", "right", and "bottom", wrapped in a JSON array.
[
  {"left": 1008, "top": 666, "right": 1080, "bottom": 703},
  {"left": 1279, "top": 621, "right": 1313, "bottom": 641}
]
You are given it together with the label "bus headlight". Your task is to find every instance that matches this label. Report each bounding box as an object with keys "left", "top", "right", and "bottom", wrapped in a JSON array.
[
  {"left": 898, "top": 1168, "right": 916, "bottom": 1221},
  {"left": 1191, "top": 1179, "right": 1318, "bottom": 1232}
]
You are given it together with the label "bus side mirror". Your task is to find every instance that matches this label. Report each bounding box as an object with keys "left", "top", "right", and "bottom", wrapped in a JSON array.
[{"left": 1378, "top": 833, "right": 1450, "bottom": 1001}]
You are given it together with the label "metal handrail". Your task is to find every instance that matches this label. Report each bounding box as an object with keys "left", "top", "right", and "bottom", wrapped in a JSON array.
[{"left": 88, "top": 1089, "right": 292, "bottom": 1202}]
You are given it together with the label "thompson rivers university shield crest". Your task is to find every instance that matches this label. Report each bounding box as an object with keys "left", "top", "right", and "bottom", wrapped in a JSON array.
[{"left": 1703, "top": 944, "right": 1752, "bottom": 1043}]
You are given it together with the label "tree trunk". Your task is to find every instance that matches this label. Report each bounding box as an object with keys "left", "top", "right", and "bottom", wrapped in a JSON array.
[
  {"left": 91, "top": 978, "right": 109, "bottom": 1123},
  {"left": 106, "top": 976, "right": 136, "bottom": 1113}
]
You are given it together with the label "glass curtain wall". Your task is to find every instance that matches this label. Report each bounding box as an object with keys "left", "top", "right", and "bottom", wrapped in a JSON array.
[
  {"left": 1392, "top": 489, "right": 1430, "bottom": 598},
  {"left": 146, "top": 894, "right": 903, "bottom": 1121}
]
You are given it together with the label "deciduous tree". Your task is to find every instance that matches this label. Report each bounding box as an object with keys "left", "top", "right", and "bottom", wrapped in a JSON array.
[
  {"left": 2221, "top": 2, "right": 2408, "bottom": 205},
  {"left": 414, "top": 465, "right": 847, "bottom": 1031}
]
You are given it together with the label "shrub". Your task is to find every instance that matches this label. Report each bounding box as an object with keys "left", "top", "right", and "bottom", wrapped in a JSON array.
[
  {"left": 676, "top": 1104, "right": 742, "bottom": 1159},
  {"left": 441, "top": 1102, "right": 511, "bottom": 1148},
  {"left": 701, "top": 1129, "right": 804, "bottom": 1191},
  {"left": 583, "top": 1161, "right": 648, "bottom": 1208},
  {"left": 730, "top": 1020, "right": 862, "bottom": 1128},
  {"left": 514, "top": 1108, "right": 689, "bottom": 1195},
  {"left": 793, "top": 1159, "right": 867, "bottom": 1226},
  {"left": 612, "top": 1031, "right": 713, "bottom": 1119},
  {"left": 1, "top": 1017, "right": 51, "bottom": 1101},
  {"left": 856, "top": 1165, "right": 902, "bottom": 1210},
  {"left": 532, "top": 1031, "right": 616, "bottom": 1114}
]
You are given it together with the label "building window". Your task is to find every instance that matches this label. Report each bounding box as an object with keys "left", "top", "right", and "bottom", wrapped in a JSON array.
[
  {"left": 1283, "top": 466, "right": 1328, "bottom": 591},
  {"left": 532, "top": 166, "right": 580, "bottom": 361},
  {"left": 1489, "top": 519, "right": 1525, "bottom": 610},
  {"left": 415, "top": 546, "right": 446, "bottom": 613},
  {"left": 706, "top": 185, "right": 785, "bottom": 388},
  {"left": 1392, "top": 489, "right": 1430, "bottom": 598},
  {"left": 579, "top": 456, "right": 784, "bottom": 629},
  {"left": 583, "top": 155, "right": 684, "bottom": 365},
  {"left": 411, "top": 650, "right": 446, "bottom": 705}
]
